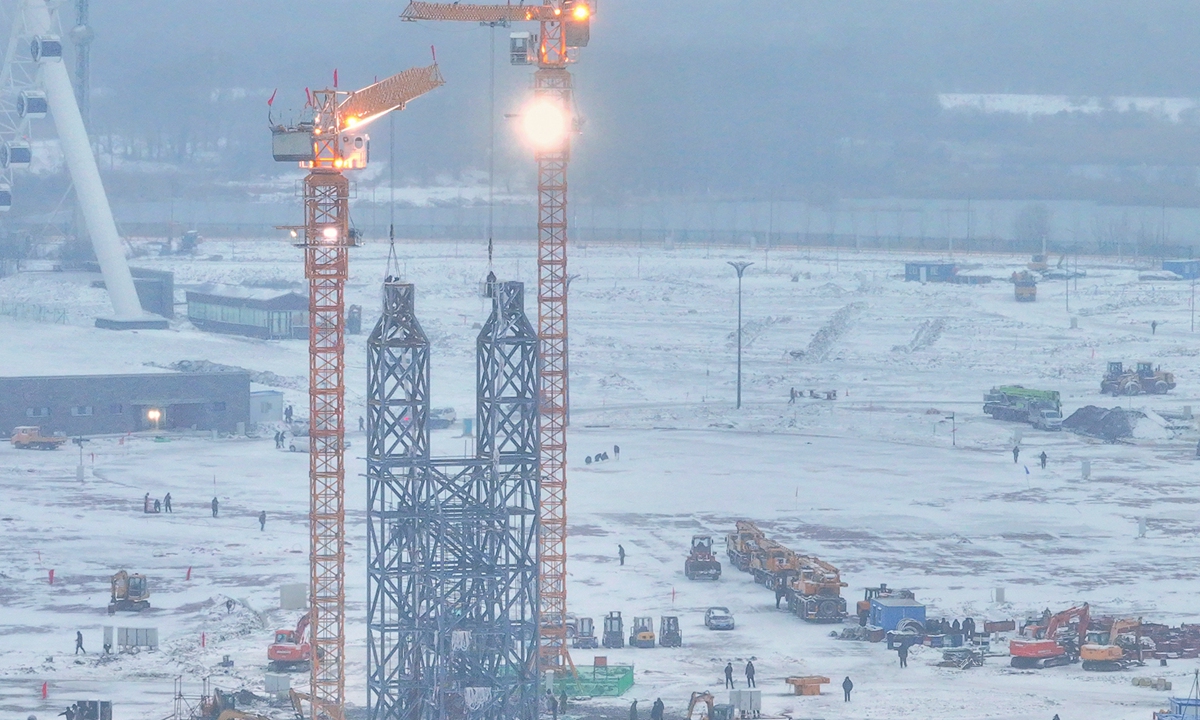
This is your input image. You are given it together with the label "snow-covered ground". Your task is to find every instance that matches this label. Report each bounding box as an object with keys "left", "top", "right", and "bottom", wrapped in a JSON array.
[{"left": 2, "top": 240, "right": 1199, "bottom": 720}]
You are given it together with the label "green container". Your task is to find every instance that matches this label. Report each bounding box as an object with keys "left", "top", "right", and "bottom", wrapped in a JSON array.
[{"left": 553, "top": 665, "right": 634, "bottom": 697}]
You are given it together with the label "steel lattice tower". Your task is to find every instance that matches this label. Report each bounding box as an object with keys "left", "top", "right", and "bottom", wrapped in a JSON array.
[
  {"left": 303, "top": 165, "right": 351, "bottom": 719},
  {"left": 367, "top": 280, "right": 539, "bottom": 720}
]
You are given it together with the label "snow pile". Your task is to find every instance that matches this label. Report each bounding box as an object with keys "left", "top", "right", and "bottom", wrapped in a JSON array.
[
  {"left": 1133, "top": 409, "right": 1174, "bottom": 440},
  {"left": 1063, "top": 405, "right": 1139, "bottom": 441},
  {"left": 726, "top": 315, "right": 791, "bottom": 349},
  {"left": 892, "top": 318, "right": 946, "bottom": 353},
  {"left": 147, "top": 360, "right": 305, "bottom": 390},
  {"left": 789, "top": 302, "right": 865, "bottom": 361}
]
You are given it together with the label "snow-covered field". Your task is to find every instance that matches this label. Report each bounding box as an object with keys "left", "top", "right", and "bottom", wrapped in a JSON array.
[{"left": 2, "top": 240, "right": 1199, "bottom": 720}]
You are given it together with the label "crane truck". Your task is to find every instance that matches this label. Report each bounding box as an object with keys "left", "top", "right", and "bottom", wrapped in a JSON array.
[{"left": 983, "top": 386, "right": 1063, "bottom": 430}]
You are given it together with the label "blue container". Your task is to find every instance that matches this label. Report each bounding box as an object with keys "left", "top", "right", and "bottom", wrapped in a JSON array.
[{"left": 869, "top": 597, "right": 926, "bottom": 631}]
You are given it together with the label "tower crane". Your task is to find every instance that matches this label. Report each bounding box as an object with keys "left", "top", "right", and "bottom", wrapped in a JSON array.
[
  {"left": 270, "top": 60, "right": 444, "bottom": 720},
  {"left": 400, "top": 0, "right": 594, "bottom": 677}
]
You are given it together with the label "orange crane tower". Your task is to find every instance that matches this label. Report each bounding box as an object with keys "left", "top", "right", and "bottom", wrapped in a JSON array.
[
  {"left": 401, "top": 0, "right": 593, "bottom": 676},
  {"left": 272, "top": 62, "right": 444, "bottom": 720}
]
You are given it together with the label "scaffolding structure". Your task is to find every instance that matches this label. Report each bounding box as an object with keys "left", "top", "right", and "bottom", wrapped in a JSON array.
[{"left": 367, "top": 280, "right": 540, "bottom": 720}]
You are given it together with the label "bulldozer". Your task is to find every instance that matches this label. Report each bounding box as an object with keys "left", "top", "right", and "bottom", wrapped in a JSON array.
[
  {"left": 684, "top": 535, "right": 722, "bottom": 580},
  {"left": 1010, "top": 603, "right": 1089, "bottom": 669},
  {"left": 659, "top": 615, "right": 682, "bottom": 648},
  {"left": 267, "top": 614, "right": 311, "bottom": 671},
  {"left": 108, "top": 570, "right": 150, "bottom": 613},
  {"left": 602, "top": 611, "right": 625, "bottom": 649},
  {"left": 629, "top": 616, "right": 656, "bottom": 648},
  {"left": 1082, "top": 618, "right": 1145, "bottom": 671},
  {"left": 1012, "top": 271, "right": 1037, "bottom": 302},
  {"left": 1101, "top": 361, "right": 1176, "bottom": 396},
  {"left": 686, "top": 692, "right": 735, "bottom": 720}
]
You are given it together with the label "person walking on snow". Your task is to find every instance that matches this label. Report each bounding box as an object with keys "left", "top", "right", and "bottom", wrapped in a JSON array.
[
  {"left": 745, "top": 660, "right": 756, "bottom": 688},
  {"left": 211, "top": 496, "right": 219, "bottom": 518},
  {"left": 724, "top": 662, "right": 735, "bottom": 688},
  {"left": 259, "top": 511, "right": 266, "bottom": 531},
  {"left": 359, "top": 416, "right": 365, "bottom": 432},
  {"left": 842, "top": 676, "right": 853, "bottom": 702},
  {"left": 628, "top": 699, "right": 638, "bottom": 720},
  {"left": 788, "top": 387, "right": 796, "bottom": 405},
  {"left": 650, "top": 698, "right": 664, "bottom": 720},
  {"left": 75, "top": 631, "right": 85, "bottom": 655},
  {"left": 618, "top": 544, "right": 626, "bottom": 566},
  {"left": 1012, "top": 446, "right": 1020, "bottom": 463},
  {"left": 285, "top": 405, "right": 293, "bottom": 423},
  {"left": 163, "top": 492, "right": 172, "bottom": 513},
  {"left": 1039, "top": 451, "right": 1048, "bottom": 469},
  {"left": 1152, "top": 320, "right": 1159, "bottom": 335}
]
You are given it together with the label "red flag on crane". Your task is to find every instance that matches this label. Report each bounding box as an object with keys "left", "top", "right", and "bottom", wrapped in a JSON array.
[{"left": 267, "top": 89, "right": 277, "bottom": 107}]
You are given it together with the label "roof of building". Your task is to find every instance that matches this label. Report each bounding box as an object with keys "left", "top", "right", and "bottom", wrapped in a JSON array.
[
  {"left": 872, "top": 597, "right": 925, "bottom": 608},
  {"left": 187, "top": 284, "right": 305, "bottom": 302}
]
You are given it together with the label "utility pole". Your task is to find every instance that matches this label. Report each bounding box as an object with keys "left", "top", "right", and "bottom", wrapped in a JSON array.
[{"left": 728, "top": 260, "right": 753, "bottom": 409}]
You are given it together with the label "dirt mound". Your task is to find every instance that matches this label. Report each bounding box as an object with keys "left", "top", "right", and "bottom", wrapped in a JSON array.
[{"left": 1063, "top": 405, "right": 1142, "bottom": 441}]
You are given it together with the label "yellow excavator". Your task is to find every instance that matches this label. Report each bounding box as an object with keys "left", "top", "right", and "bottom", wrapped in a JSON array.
[
  {"left": 1081, "top": 618, "right": 1146, "bottom": 671},
  {"left": 108, "top": 570, "right": 150, "bottom": 613},
  {"left": 686, "top": 692, "right": 735, "bottom": 720}
]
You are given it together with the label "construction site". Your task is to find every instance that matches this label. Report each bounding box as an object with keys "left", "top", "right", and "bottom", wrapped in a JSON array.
[{"left": 4, "top": 2, "right": 1200, "bottom": 720}]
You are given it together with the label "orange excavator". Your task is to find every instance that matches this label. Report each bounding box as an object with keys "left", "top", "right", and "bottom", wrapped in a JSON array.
[
  {"left": 268, "top": 614, "right": 311, "bottom": 671},
  {"left": 1010, "top": 603, "right": 1089, "bottom": 669}
]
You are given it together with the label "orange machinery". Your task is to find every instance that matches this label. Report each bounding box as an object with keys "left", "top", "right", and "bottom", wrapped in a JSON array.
[{"left": 1010, "top": 604, "right": 1090, "bottom": 668}]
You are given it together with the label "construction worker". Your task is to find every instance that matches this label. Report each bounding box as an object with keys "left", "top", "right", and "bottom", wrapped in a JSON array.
[
  {"left": 745, "top": 660, "right": 756, "bottom": 688},
  {"left": 75, "top": 630, "right": 85, "bottom": 655},
  {"left": 650, "top": 698, "right": 664, "bottom": 720},
  {"left": 1012, "top": 446, "right": 1020, "bottom": 464},
  {"left": 841, "top": 676, "right": 853, "bottom": 702},
  {"left": 359, "top": 416, "right": 365, "bottom": 432},
  {"left": 153, "top": 498, "right": 161, "bottom": 513},
  {"left": 628, "top": 699, "right": 637, "bottom": 720},
  {"left": 163, "top": 493, "right": 172, "bottom": 513},
  {"left": 724, "top": 662, "right": 735, "bottom": 688},
  {"left": 143, "top": 493, "right": 151, "bottom": 513},
  {"left": 560, "top": 690, "right": 569, "bottom": 717},
  {"left": 775, "top": 584, "right": 786, "bottom": 609},
  {"left": 259, "top": 511, "right": 266, "bottom": 531},
  {"left": 898, "top": 643, "right": 908, "bottom": 668},
  {"left": 963, "top": 617, "right": 976, "bottom": 640},
  {"left": 211, "top": 496, "right": 219, "bottom": 518},
  {"left": 285, "top": 405, "right": 293, "bottom": 423},
  {"left": 613, "top": 444, "right": 620, "bottom": 460},
  {"left": 1152, "top": 320, "right": 1159, "bottom": 335},
  {"left": 1039, "top": 451, "right": 1048, "bottom": 469},
  {"left": 789, "top": 387, "right": 796, "bottom": 405},
  {"left": 618, "top": 545, "right": 626, "bottom": 566},
  {"left": 547, "top": 690, "right": 558, "bottom": 720}
]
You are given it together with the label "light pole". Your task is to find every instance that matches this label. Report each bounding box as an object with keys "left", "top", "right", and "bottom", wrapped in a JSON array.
[{"left": 728, "top": 260, "right": 753, "bottom": 409}]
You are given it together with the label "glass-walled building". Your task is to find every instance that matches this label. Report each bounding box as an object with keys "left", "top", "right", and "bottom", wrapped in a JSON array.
[{"left": 186, "top": 284, "right": 307, "bottom": 339}]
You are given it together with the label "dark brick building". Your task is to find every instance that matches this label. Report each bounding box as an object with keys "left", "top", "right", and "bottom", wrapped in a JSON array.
[{"left": 0, "top": 372, "right": 250, "bottom": 436}]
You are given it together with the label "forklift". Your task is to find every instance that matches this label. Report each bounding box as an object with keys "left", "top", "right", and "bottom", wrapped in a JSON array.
[
  {"left": 602, "top": 611, "right": 625, "bottom": 649},
  {"left": 629, "top": 616, "right": 656, "bottom": 648},
  {"left": 660, "top": 616, "right": 682, "bottom": 647},
  {"left": 573, "top": 617, "right": 599, "bottom": 649}
]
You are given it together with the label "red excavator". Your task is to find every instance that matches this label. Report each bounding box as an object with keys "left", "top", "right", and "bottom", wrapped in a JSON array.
[
  {"left": 268, "top": 614, "right": 311, "bottom": 671},
  {"left": 1010, "top": 603, "right": 1089, "bottom": 669}
]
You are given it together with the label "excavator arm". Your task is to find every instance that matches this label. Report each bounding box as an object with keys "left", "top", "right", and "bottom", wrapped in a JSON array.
[
  {"left": 1046, "top": 603, "right": 1089, "bottom": 640},
  {"left": 338, "top": 64, "right": 445, "bottom": 130},
  {"left": 401, "top": 1, "right": 559, "bottom": 23}
]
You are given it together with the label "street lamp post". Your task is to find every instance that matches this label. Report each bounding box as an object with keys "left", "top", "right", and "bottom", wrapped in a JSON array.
[{"left": 728, "top": 260, "right": 753, "bottom": 409}]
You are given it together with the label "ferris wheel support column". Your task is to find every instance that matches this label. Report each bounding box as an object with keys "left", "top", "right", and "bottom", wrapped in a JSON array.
[{"left": 25, "top": 0, "right": 157, "bottom": 327}]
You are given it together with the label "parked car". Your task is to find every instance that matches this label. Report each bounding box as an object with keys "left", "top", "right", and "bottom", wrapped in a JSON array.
[
  {"left": 429, "top": 407, "right": 457, "bottom": 430},
  {"left": 704, "top": 606, "right": 735, "bottom": 630}
]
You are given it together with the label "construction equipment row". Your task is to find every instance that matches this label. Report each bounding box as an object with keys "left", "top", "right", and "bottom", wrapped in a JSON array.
[
  {"left": 725, "top": 521, "right": 848, "bottom": 623},
  {"left": 587, "top": 612, "right": 681, "bottom": 650},
  {"left": 1102, "top": 361, "right": 1176, "bottom": 396}
]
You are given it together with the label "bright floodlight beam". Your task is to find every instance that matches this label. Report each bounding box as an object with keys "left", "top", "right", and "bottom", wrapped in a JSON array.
[{"left": 521, "top": 97, "right": 568, "bottom": 151}]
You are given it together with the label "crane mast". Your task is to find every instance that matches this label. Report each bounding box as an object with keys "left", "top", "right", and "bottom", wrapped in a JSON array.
[
  {"left": 400, "top": 0, "right": 592, "bottom": 677},
  {"left": 272, "top": 62, "right": 444, "bottom": 720}
]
